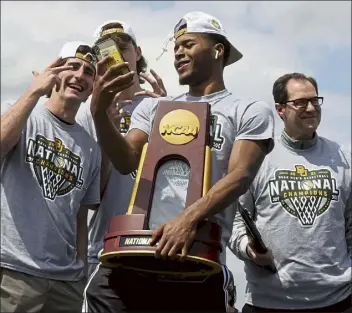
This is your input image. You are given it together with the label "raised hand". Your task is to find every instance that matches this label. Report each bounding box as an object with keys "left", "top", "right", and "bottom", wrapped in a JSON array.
[
  {"left": 31, "top": 57, "right": 73, "bottom": 97},
  {"left": 90, "top": 56, "right": 135, "bottom": 116},
  {"left": 135, "top": 69, "right": 167, "bottom": 98}
]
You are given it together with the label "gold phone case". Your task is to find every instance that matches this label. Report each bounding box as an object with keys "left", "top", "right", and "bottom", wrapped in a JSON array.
[{"left": 96, "top": 38, "right": 129, "bottom": 74}]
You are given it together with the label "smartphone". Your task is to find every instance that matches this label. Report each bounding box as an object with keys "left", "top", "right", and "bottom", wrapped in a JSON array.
[
  {"left": 238, "top": 205, "right": 277, "bottom": 273},
  {"left": 93, "top": 38, "right": 130, "bottom": 74}
]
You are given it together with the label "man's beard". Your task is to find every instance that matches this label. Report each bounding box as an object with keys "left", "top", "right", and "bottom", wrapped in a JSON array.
[{"left": 178, "top": 69, "right": 206, "bottom": 86}]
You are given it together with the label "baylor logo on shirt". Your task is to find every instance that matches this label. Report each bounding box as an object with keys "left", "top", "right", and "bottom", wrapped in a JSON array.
[
  {"left": 210, "top": 115, "right": 225, "bottom": 151},
  {"left": 268, "top": 165, "right": 340, "bottom": 226},
  {"left": 25, "top": 134, "right": 84, "bottom": 201}
]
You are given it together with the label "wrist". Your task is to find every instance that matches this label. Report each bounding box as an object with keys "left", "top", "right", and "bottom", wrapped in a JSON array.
[
  {"left": 26, "top": 87, "right": 42, "bottom": 102},
  {"left": 91, "top": 106, "right": 109, "bottom": 120},
  {"left": 183, "top": 198, "right": 207, "bottom": 226}
]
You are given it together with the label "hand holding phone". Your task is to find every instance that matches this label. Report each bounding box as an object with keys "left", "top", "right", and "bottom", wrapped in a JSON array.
[
  {"left": 93, "top": 38, "right": 130, "bottom": 75},
  {"left": 238, "top": 205, "right": 277, "bottom": 274}
]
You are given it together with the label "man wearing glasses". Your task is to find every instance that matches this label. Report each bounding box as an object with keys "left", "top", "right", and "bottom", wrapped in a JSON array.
[{"left": 230, "top": 73, "right": 352, "bottom": 313}]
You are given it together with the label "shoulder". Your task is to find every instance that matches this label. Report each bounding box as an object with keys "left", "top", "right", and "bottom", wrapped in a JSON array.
[
  {"left": 133, "top": 96, "right": 172, "bottom": 115},
  {"left": 218, "top": 94, "right": 273, "bottom": 117},
  {"left": 319, "top": 136, "right": 351, "bottom": 167},
  {"left": 237, "top": 98, "right": 272, "bottom": 114}
]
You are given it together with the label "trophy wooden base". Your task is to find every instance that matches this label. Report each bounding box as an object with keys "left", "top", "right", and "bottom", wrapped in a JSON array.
[{"left": 99, "top": 214, "right": 222, "bottom": 279}]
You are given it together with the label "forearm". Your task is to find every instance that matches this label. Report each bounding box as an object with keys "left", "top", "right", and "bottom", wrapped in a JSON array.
[
  {"left": 76, "top": 206, "right": 88, "bottom": 276},
  {"left": 92, "top": 111, "right": 139, "bottom": 175},
  {"left": 77, "top": 225, "right": 88, "bottom": 264},
  {"left": 1, "top": 88, "right": 40, "bottom": 157},
  {"left": 99, "top": 151, "right": 112, "bottom": 198},
  {"left": 185, "top": 168, "right": 252, "bottom": 223}
]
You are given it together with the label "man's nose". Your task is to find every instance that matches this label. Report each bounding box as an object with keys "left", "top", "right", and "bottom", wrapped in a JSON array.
[{"left": 305, "top": 101, "right": 318, "bottom": 112}]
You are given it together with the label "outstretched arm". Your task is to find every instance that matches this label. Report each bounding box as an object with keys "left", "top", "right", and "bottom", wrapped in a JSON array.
[{"left": 90, "top": 57, "right": 148, "bottom": 174}]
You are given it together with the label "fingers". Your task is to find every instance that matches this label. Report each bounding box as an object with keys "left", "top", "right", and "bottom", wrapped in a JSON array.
[
  {"left": 115, "top": 101, "right": 131, "bottom": 115},
  {"left": 105, "top": 80, "right": 134, "bottom": 95},
  {"left": 152, "top": 227, "right": 165, "bottom": 259},
  {"left": 246, "top": 244, "right": 256, "bottom": 259},
  {"left": 159, "top": 241, "right": 175, "bottom": 260},
  {"left": 102, "top": 61, "right": 132, "bottom": 82},
  {"left": 96, "top": 55, "right": 118, "bottom": 75},
  {"left": 134, "top": 90, "right": 160, "bottom": 98},
  {"left": 247, "top": 243, "right": 273, "bottom": 266},
  {"left": 112, "top": 92, "right": 123, "bottom": 105},
  {"left": 167, "top": 241, "right": 183, "bottom": 260},
  {"left": 55, "top": 76, "right": 61, "bottom": 92},
  {"left": 46, "top": 57, "right": 63, "bottom": 69},
  {"left": 51, "top": 65, "right": 74, "bottom": 74},
  {"left": 32, "top": 64, "right": 72, "bottom": 81},
  {"left": 139, "top": 73, "right": 159, "bottom": 90},
  {"left": 150, "top": 225, "right": 163, "bottom": 246},
  {"left": 150, "top": 69, "right": 166, "bottom": 94},
  {"left": 139, "top": 72, "right": 166, "bottom": 97},
  {"left": 180, "top": 239, "right": 193, "bottom": 261},
  {"left": 96, "top": 56, "right": 110, "bottom": 76}
]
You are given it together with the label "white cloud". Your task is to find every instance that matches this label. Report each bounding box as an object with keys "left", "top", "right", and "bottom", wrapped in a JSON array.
[{"left": 1, "top": 1, "right": 350, "bottom": 309}]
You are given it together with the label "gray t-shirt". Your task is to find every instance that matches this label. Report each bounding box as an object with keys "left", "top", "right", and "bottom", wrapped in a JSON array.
[
  {"left": 76, "top": 96, "right": 154, "bottom": 264},
  {"left": 1, "top": 102, "right": 101, "bottom": 281},
  {"left": 230, "top": 133, "right": 352, "bottom": 309},
  {"left": 129, "top": 89, "right": 275, "bottom": 263}
]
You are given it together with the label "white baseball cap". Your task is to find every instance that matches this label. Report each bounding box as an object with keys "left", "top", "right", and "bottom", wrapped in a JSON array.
[
  {"left": 58, "top": 41, "right": 96, "bottom": 66},
  {"left": 92, "top": 20, "right": 137, "bottom": 45},
  {"left": 173, "top": 11, "right": 243, "bottom": 66}
]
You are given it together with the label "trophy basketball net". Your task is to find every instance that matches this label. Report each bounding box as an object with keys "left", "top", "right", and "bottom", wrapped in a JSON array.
[{"left": 99, "top": 101, "right": 222, "bottom": 281}]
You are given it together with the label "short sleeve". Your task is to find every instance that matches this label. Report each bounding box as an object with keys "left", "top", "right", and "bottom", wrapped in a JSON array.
[
  {"left": 128, "top": 98, "right": 154, "bottom": 136},
  {"left": 236, "top": 101, "right": 275, "bottom": 152},
  {"left": 81, "top": 148, "right": 101, "bottom": 206}
]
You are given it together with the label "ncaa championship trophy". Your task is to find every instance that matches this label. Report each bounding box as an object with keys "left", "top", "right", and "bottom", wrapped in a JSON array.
[{"left": 99, "top": 101, "right": 222, "bottom": 282}]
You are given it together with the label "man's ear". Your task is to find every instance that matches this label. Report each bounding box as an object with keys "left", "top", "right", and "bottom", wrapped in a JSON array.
[
  {"left": 214, "top": 43, "right": 225, "bottom": 59},
  {"left": 135, "top": 46, "right": 142, "bottom": 62},
  {"left": 275, "top": 103, "right": 285, "bottom": 120}
]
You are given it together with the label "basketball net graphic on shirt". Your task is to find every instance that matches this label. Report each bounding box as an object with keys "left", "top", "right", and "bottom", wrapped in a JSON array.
[
  {"left": 25, "top": 134, "right": 84, "bottom": 200},
  {"left": 268, "top": 165, "right": 340, "bottom": 226}
]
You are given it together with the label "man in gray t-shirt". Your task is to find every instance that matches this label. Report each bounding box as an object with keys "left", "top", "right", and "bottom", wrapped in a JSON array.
[
  {"left": 88, "top": 11, "right": 274, "bottom": 312},
  {"left": 0, "top": 42, "right": 102, "bottom": 313},
  {"left": 230, "top": 73, "right": 351, "bottom": 312},
  {"left": 78, "top": 20, "right": 167, "bottom": 313}
]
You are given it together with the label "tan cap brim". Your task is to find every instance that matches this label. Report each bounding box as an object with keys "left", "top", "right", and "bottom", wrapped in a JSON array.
[{"left": 226, "top": 42, "right": 243, "bottom": 66}]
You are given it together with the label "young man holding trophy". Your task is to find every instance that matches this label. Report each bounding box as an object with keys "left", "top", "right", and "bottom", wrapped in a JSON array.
[{"left": 88, "top": 11, "right": 275, "bottom": 312}]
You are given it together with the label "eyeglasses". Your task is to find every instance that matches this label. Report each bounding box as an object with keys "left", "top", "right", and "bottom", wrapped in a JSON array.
[{"left": 282, "top": 96, "right": 324, "bottom": 108}]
